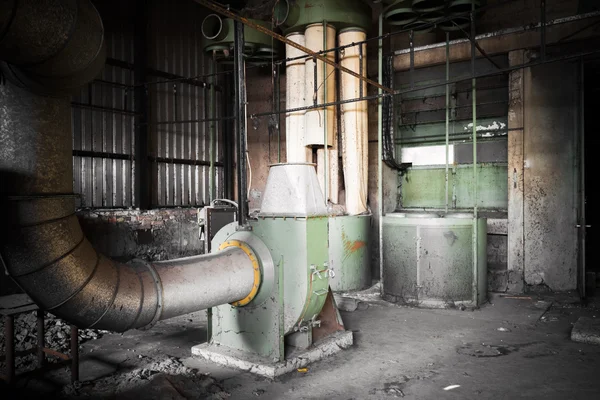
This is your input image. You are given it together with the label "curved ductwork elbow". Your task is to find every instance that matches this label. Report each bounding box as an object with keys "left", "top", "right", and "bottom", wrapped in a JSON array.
[
  {"left": 0, "top": 0, "right": 261, "bottom": 332},
  {"left": 0, "top": 0, "right": 106, "bottom": 96}
]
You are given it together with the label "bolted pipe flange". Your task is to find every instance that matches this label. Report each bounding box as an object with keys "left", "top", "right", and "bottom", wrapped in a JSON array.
[{"left": 219, "top": 240, "right": 261, "bottom": 307}]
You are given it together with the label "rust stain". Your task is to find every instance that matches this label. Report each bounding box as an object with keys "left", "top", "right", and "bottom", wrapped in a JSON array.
[
  {"left": 346, "top": 240, "right": 366, "bottom": 253},
  {"left": 341, "top": 230, "right": 365, "bottom": 262}
]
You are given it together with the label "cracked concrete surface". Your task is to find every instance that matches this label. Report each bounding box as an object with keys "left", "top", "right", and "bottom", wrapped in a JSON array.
[{"left": 2, "top": 293, "right": 600, "bottom": 399}]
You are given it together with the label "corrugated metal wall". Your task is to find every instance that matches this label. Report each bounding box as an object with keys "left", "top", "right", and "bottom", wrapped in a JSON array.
[
  {"left": 72, "top": 31, "right": 136, "bottom": 208},
  {"left": 148, "top": 0, "right": 222, "bottom": 207},
  {"left": 72, "top": 0, "right": 223, "bottom": 209}
]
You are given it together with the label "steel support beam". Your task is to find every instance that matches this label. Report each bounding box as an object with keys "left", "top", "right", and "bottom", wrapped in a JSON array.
[
  {"left": 134, "top": 0, "right": 150, "bottom": 210},
  {"left": 234, "top": 20, "right": 248, "bottom": 227},
  {"left": 393, "top": 12, "right": 600, "bottom": 71}
]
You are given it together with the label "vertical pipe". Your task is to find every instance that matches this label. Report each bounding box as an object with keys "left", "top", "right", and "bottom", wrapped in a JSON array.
[
  {"left": 359, "top": 44, "right": 364, "bottom": 99},
  {"left": 305, "top": 23, "right": 336, "bottom": 201},
  {"left": 223, "top": 67, "right": 234, "bottom": 200},
  {"left": 234, "top": 21, "right": 248, "bottom": 227},
  {"left": 70, "top": 325, "right": 79, "bottom": 383},
  {"left": 276, "top": 63, "right": 281, "bottom": 163},
  {"left": 134, "top": 0, "right": 149, "bottom": 209},
  {"left": 323, "top": 20, "right": 329, "bottom": 204},
  {"left": 285, "top": 32, "right": 309, "bottom": 163},
  {"left": 471, "top": 7, "right": 478, "bottom": 217},
  {"left": 471, "top": 4, "right": 479, "bottom": 304},
  {"left": 339, "top": 28, "right": 368, "bottom": 215},
  {"left": 409, "top": 30, "right": 414, "bottom": 89},
  {"left": 208, "top": 58, "right": 215, "bottom": 202},
  {"left": 541, "top": 0, "right": 546, "bottom": 61},
  {"left": 313, "top": 58, "right": 318, "bottom": 106},
  {"left": 37, "top": 309, "right": 45, "bottom": 367},
  {"left": 445, "top": 32, "right": 450, "bottom": 214},
  {"left": 378, "top": 11, "right": 384, "bottom": 289},
  {"left": 579, "top": 59, "right": 586, "bottom": 298}
]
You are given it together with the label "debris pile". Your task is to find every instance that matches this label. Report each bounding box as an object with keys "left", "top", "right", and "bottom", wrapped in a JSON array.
[
  {"left": 0, "top": 311, "right": 109, "bottom": 373},
  {"left": 61, "top": 356, "right": 230, "bottom": 400}
]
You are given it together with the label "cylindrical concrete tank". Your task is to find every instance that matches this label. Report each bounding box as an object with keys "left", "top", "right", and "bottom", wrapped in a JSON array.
[
  {"left": 329, "top": 214, "right": 371, "bottom": 292},
  {"left": 304, "top": 23, "right": 336, "bottom": 147},
  {"left": 382, "top": 212, "right": 487, "bottom": 307},
  {"left": 339, "top": 28, "right": 368, "bottom": 215},
  {"left": 285, "top": 32, "right": 311, "bottom": 163}
]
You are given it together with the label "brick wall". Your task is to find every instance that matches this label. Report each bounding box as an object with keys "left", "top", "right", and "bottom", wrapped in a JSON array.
[{"left": 77, "top": 208, "right": 203, "bottom": 262}]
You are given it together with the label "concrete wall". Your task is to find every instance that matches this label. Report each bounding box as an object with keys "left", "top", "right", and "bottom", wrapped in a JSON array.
[
  {"left": 77, "top": 208, "right": 202, "bottom": 262},
  {"left": 521, "top": 61, "right": 579, "bottom": 291},
  {"left": 488, "top": 234, "right": 508, "bottom": 292},
  {"left": 508, "top": 55, "right": 580, "bottom": 293}
]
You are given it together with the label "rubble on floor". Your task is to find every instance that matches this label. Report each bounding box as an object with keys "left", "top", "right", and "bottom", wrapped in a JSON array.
[
  {"left": 0, "top": 312, "right": 109, "bottom": 373},
  {"left": 61, "top": 356, "right": 229, "bottom": 400},
  {"left": 571, "top": 316, "right": 600, "bottom": 345}
]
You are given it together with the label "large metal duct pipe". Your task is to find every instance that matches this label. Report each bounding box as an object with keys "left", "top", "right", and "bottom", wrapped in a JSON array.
[
  {"left": 285, "top": 32, "right": 311, "bottom": 163},
  {"left": 0, "top": 0, "right": 107, "bottom": 96},
  {"left": 0, "top": 0, "right": 260, "bottom": 332},
  {"left": 339, "top": 28, "right": 368, "bottom": 215}
]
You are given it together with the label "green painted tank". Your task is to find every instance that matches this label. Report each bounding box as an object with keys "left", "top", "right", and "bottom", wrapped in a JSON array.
[
  {"left": 382, "top": 212, "right": 487, "bottom": 307},
  {"left": 328, "top": 214, "right": 371, "bottom": 292},
  {"left": 273, "top": 0, "right": 371, "bottom": 34},
  {"left": 201, "top": 15, "right": 282, "bottom": 63}
]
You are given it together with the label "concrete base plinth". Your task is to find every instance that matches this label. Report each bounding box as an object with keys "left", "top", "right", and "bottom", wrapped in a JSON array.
[
  {"left": 571, "top": 317, "right": 600, "bottom": 345},
  {"left": 191, "top": 330, "right": 353, "bottom": 378}
]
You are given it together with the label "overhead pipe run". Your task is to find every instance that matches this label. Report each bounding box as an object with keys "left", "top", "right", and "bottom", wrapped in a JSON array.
[{"left": 0, "top": 0, "right": 264, "bottom": 332}]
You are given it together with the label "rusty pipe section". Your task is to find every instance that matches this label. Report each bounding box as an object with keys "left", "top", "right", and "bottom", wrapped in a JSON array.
[{"left": 0, "top": 0, "right": 259, "bottom": 332}]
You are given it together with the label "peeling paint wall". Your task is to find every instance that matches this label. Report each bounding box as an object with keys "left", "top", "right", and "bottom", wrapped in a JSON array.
[{"left": 522, "top": 61, "right": 579, "bottom": 291}]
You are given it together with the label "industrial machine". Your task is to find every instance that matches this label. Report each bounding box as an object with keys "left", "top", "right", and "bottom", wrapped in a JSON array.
[
  {"left": 193, "top": 164, "right": 352, "bottom": 377},
  {"left": 382, "top": 212, "right": 488, "bottom": 308},
  {"left": 0, "top": 0, "right": 371, "bottom": 380}
]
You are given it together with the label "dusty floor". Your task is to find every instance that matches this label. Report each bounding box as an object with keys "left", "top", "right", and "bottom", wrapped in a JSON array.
[{"left": 2, "top": 289, "right": 600, "bottom": 399}]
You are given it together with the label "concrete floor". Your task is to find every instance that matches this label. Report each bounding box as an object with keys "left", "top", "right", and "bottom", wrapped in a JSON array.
[{"left": 3, "top": 291, "right": 600, "bottom": 399}]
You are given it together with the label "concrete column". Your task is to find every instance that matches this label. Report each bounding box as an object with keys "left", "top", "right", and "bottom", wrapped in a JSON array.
[{"left": 507, "top": 50, "right": 526, "bottom": 293}]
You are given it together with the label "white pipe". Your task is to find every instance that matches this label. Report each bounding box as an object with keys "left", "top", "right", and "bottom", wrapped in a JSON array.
[
  {"left": 304, "top": 23, "right": 336, "bottom": 147},
  {"left": 285, "top": 32, "right": 311, "bottom": 162},
  {"left": 339, "top": 29, "right": 368, "bottom": 215}
]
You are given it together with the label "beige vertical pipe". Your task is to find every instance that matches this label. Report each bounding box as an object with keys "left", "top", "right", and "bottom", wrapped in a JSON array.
[
  {"left": 305, "top": 23, "right": 337, "bottom": 202},
  {"left": 339, "top": 28, "right": 368, "bottom": 215},
  {"left": 304, "top": 23, "right": 336, "bottom": 147},
  {"left": 285, "top": 32, "right": 311, "bottom": 162}
]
